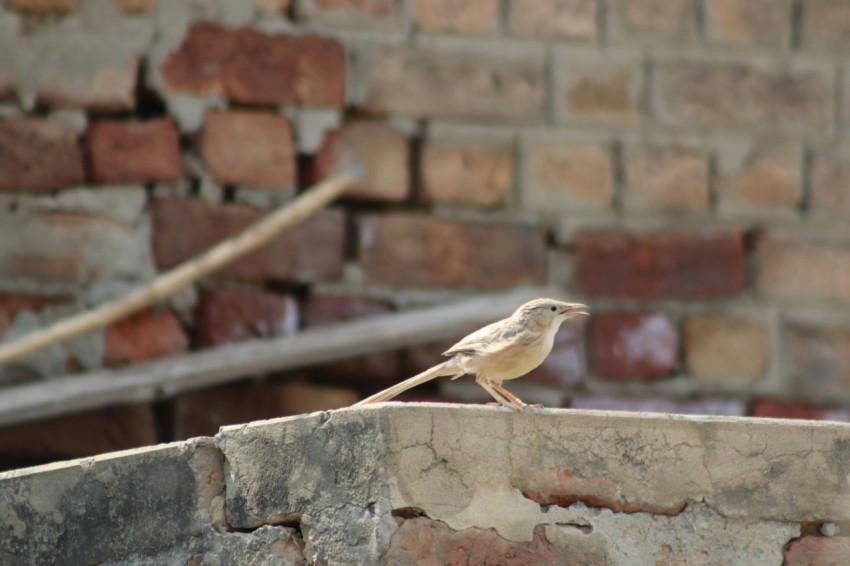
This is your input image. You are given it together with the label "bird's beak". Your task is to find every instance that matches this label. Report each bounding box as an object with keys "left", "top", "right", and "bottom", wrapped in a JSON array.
[{"left": 561, "top": 303, "right": 589, "bottom": 316}]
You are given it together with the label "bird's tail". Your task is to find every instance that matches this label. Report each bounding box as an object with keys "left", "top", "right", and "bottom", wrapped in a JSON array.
[{"left": 353, "top": 360, "right": 460, "bottom": 406}]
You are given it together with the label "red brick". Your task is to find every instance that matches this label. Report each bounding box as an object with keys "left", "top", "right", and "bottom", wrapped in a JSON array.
[
  {"left": 750, "top": 399, "right": 829, "bottom": 421},
  {"left": 509, "top": 0, "right": 597, "bottom": 39},
  {"left": 609, "top": 0, "right": 696, "bottom": 41},
  {"left": 420, "top": 141, "right": 513, "bottom": 207},
  {"left": 684, "top": 315, "right": 768, "bottom": 382},
  {"left": 802, "top": 0, "right": 850, "bottom": 50},
  {"left": 624, "top": 145, "right": 710, "bottom": 212},
  {"left": 654, "top": 57, "right": 832, "bottom": 130},
  {"left": 174, "top": 380, "right": 358, "bottom": 439},
  {"left": 414, "top": 0, "right": 500, "bottom": 34},
  {"left": 575, "top": 231, "right": 746, "bottom": 299},
  {"left": 555, "top": 49, "right": 645, "bottom": 126},
  {"left": 360, "top": 44, "right": 545, "bottom": 121},
  {"left": 87, "top": 119, "right": 182, "bottom": 184},
  {"left": 5, "top": 0, "right": 76, "bottom": 13},
  {"left": 523, "top": 140, "right": 614, "bottom": 212},
  {"left": 789, "top": 326, "right": 850, "bottom": 394},
  {"left": 151, "top": 198, "right": 345, "bottom": 283},
  {"left": 313, "top": 122, "right": 409, "bottom": 201},
  {"left": 202, "top": 111, "right": 295, "bottom": 190},
  {"left": 590, "top": 312, "right": 678, "bottom": 380},
  {"left": 162, "top": 23, "right": 345, "bottom": 108},
  {"left": 385, "top": 516, "right": 602, "bottom": 565},
  {"left": 704, "top": 0, "right": 791, "bottom": 47},
  {"left": 0, "top": 118, "right": 84, "bottom": 192},
  {"left": 784, "top": 536, "right": 850, "bottom": 566},
  {"left": 0, "top": 404, "right": 155, "bottom": 459},
  {"left": 302, "top": 295, "right": 400, "bottom": 384},
  {"left": 810, "top": 148, "right": 850, "bottom": 215},
  {"left": 104, "top": 309, "right": 188, "bottom": 366},
  {"left": 358, "top": 214, "right": 547, "bottom": 289},
  {"left": 722, "top": 145, "right": 802, "bottom": 210},
  {"left": 756, "top": 235, "right": 850, "bottom": 303},
  {"left": 572, "top": 395, "right": 745, "bottom": 416},
  {"left": 195, "top": 286, "right": 296, "bottom": 348}
]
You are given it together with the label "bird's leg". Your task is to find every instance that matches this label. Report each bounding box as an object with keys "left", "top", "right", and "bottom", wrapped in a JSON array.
[
  {"left": 490, "top": 381, "right": 544, "bottom": 410},
  {"left": 476, "top": 376, "right": 526, "bottom": 412}
]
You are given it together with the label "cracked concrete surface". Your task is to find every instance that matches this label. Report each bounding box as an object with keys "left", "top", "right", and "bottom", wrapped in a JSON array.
[{"left": 2, "top": 404, "right": 849, "bottom": 564}]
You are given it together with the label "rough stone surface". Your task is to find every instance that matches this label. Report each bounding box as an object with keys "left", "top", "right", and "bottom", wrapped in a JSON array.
[
  {"left": 756, "top": 235, "right": 850, "bottom": 303},
  {"left": 684, "top": 315, "right": 768, "bottom": 382},
  {"left": 575, "top": 231, "right": 746, "bottom": 299},
  {"left": 202, "top": 111, "right": 296, "bottom": 190},
  {"left": 87, "top": 119, "right": 182, "bottom": 185},
  {"left": 508, "top": 0, "right": 597, "bottom": 39},
  {"left": 194, "top": 286, "right": 297, "bottom": 348},
  {"left": 522, "top": 138, "right": 615, "bottom": 212},
  {"left": 151, "top": 199, "right": 344, "bottom": 283},
  {"left": 420, "top": 140, "right": 513, "bottom": 208},
  {"left": 0, "top": 118, "right": 84, "bottom": 192},
  {"left": 357, "top": 214, "right": 547, "bottom": 289},
  {"left": 162, "top": 23, "right": 345, "bottom": 107},
  {"left": 590, "top": 312, "right": 679, "bottom": 380},
  {"left": 313, "top": 121, "right": 409, "bottom": 202},
  {"left": 104, "top": 308, "right": 189, "bottom": 366},
  {"left": 358, "top": 43, "right": 545, "bottom": 121}
]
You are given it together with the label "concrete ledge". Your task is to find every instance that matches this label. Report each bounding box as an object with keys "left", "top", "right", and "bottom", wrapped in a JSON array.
[{"left": 2, "top": 404, "right": 850, "bottom": 564}]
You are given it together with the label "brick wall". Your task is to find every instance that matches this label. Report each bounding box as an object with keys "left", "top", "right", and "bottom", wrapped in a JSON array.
[{"left": 1, "top": 0, "right": 849, "bottom": 467}]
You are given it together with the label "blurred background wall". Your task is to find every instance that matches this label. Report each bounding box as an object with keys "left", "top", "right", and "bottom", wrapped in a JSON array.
[{"left": 0, "top": 0, "right": 848, "bottom": 469}]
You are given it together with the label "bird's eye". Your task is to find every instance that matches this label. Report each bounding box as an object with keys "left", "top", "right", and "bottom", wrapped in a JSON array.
[{"left": 550, "top": 305, "right": 557, "bottom": 312}]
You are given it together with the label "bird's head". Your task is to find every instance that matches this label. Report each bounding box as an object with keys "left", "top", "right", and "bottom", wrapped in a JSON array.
[{"left": 514, "top": 298, "right": 589, "bottom": 327}]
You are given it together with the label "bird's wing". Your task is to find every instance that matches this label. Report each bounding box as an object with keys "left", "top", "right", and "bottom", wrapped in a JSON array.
[{"left": 443, "top": 317, "right": 520, "bottom": 357}]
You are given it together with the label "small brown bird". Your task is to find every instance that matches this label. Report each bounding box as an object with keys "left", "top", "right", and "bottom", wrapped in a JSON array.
[{"left": 354, "top": 298, "right": 588, "bottom": 411}]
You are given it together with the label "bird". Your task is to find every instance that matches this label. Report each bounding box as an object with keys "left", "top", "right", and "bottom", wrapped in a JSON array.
[{"left": 353, "top": 298, "right": 588, "bottom": 411}]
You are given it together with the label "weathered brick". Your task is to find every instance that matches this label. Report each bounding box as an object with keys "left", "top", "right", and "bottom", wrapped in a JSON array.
[
  {"left": 784, "top": 535, "right": 850, "bottom": 565},
  {"left": 0, "top": 405, "right": 155, "bottom": 460},
  {"left": 256, "top": 0, "right": 291, "bottom": 12},
  {"left": 296, "top": 0, "right": 397, "bottom": 28},
  {"left": 0, "top": 118, "right": 84, "bottom": 192},
  {"left": 87, "top": 119, "right": 182, "bottom": 184},
  {"left": 801, "top": 0, "right": 850, "bottom": 50},
  {"left": 202, "top": 111, "right": 295, "bottom": 190},
  {"left": 522, "top": 139, "right": 615, "bottom": 212},
  {"left": 750, "top": 399, "right": 830, "bottom": 420},
  {"left": 162, "top": 23, "right": 345, "bottom": 107},
  {"left": 624, "top": 144, "right": 710, "bottom": 212},
  {"left": 684, "top": 315, "right": 768, "bottom": 382},
  {"left": 810, "top": 147, "right": 850, "bottom": 215},
  {"left": 5, "top": 0, "right": 76, "bottom": 13},
  {"left": 357, "top": 214, "right": 547, "bottom": 289},
  {"left": 359, "top": 43, "right": 545, "bottom": 121},
  {"left": 508, "top": 0, "right": 597, "bottom": 39},
  {"left": 608, "top": 0, "right": 697, "bottom": 42},
  {"left": 789, "top": 326, "right": 850, "bottom": 394},
  {"left": 756, "top": 235, "right": 850, "bottom": 302},
  {"left": 554, "top": 48, "right": 644, "bottom": 125},
  {"left": 195, "top": 286, "right": 297, "bottom": 348},
  {"left": 421, "top": 141, "right": 513, "bottom": 207},
  {"left": 301, "top": 295, "right": 400, "bottom": 384},
  {"left": 174, "top": 380, "right": 358, "bottom": 439},
  {"left": 719, "top": 144, "right": 802, "bottom": 212},
  {"left": 575, "top": 231, "right": 746, "bottom": 299},
  {"left": 653, "top": 56, "right": 833, "bottom": 131},
  {"left": 590, "top": 312, "right": 679, "bottom": 380},
  {"left": 414, "top": 0, "right": 500, "bottom": 34},
  {"left": 384, "top": 516, "right": 599, "bottom": 565},
  {"left": 0, "top": 294, "right": 57, "bottom": 337},
  {"left": 313, "top": 122, "right": 409, "bottom": 201},
  {"left": 572, "top": 395, "right": 745, "bottom": 416},
  {"left": 152, "top": 198, "right": 344, "bottom": 283},
  {"left": 111, "top": 0, "right": 156, "bottom": 14},
  {"left": 104, "top": 309, "right": 189, "bottom": 366},
  {"left": 704, "top": 0, "right": 791, "bottom": 47}
]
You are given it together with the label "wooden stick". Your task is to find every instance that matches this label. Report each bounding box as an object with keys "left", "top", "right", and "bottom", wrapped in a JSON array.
[
  {"left": 0, "top": 173, "right": 358, "bottom": 368},
  {"left": 0, "top": 287, "right": 543, "bottom": 427}
]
